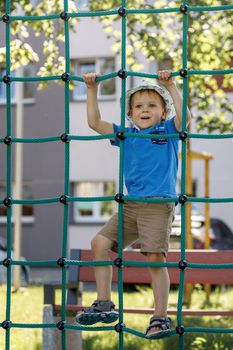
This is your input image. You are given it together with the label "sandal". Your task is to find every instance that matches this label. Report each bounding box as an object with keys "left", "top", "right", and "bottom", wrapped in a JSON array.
[
  {"left": 145, "top": 316, "right": 171, "bottom": 339},
  {"left": 76, "top": 300, "right": 119, "bottom": 325}
]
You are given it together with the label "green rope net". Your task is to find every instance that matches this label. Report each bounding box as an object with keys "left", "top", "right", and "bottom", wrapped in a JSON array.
[{"left": 1, "top": 1, "right": 233, "bottom": 349}]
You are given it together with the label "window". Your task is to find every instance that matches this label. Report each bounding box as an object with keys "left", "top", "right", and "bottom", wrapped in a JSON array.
[
  {"left": 23, "top": 64, "right": 36, "bottom": 99},
  {"left": 72, "top": 57, "right": 116, "bottom": 100},
  {"left": 73, "top": 181, "right": 116, "bottom": 223},
  {"left": 75, "top": 0, "right": 89, "bottom": 10},
  {"left": 0, "top": 64, "right": 35, "bottom": 103},
  {"left": 0, "top": 182, "right": 34, "bottom": 223},
  {"left": 31, "top": 0, "right": 39, "bottom": 6}
]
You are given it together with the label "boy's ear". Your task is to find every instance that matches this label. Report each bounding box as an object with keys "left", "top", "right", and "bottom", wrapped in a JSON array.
[{"left": 161, "top": 109, "right": 167, "bottom": 121}]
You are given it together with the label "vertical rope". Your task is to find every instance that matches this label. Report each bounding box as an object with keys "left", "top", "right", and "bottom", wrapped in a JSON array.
[
  {"left": 60, "top": 0, "right": 71, "bottom": 348},
  {"left": 177, "top": 2, "right": 189, "bottom": 349},
  {"left": 117, "top": 1, "right": 127, "bottom": 349},
  {"left": 4, "top": 1, "right": 12, "bottom": 349}
]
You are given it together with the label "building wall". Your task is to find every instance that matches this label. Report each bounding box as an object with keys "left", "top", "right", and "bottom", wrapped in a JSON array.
[
  {"left": 0, "top": 82, "right": 66, "bottom": 261},
  {"left": 0, "top": 15, "right": 232, "bottom": 282},
  {"left": 191, "top": 120, "right": 233, "bottom": 228}
]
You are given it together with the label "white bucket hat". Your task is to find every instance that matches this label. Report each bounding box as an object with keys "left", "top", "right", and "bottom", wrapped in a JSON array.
[{"left": 126, "top": 79, "right": 175, "bottom": 120}]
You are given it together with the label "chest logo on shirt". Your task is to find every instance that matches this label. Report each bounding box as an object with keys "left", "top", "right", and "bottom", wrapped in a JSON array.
[{"left": 149, "top": 123, "right": 168, "bottom": 145}]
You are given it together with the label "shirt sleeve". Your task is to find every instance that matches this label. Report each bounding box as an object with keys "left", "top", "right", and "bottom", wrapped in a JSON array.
[
  {"left": 110, "top": 124, "right": 121, "bottom": 147},
  {"left": 166, "top": 116, "right": 179, "bottom": 134}
]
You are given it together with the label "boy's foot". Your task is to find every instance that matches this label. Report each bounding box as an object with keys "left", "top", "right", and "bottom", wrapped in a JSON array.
[
  {"left": 145, "top": 316, "right": 171, "bottom": 339},
  {"left": 76, "top": 300, "right": 119, "bottom": 325}
]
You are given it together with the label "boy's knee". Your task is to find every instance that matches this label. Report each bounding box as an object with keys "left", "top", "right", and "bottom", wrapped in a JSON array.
[
  {"left": 146, "top": 252, "right": 165, "bottom": 263},
  {"left": 91, "top": 234, "right": 112, "bottom": 255},
  {"left": 91, "top": 235, "right": 101, "bottom": 252}
]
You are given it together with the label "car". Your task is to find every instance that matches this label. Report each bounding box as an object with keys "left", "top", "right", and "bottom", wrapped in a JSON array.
[
  {"left": 169, "top": 213, "right": 216, "bottom": 249},
  {"left": 0, "top": 236, "right": 30, "bottom": 285},
  {"left": 170, "top": 215, "right": 233, "bottom": 250},
  {"left": 210, "top": 218, "right": 233, "bottom": 250}
]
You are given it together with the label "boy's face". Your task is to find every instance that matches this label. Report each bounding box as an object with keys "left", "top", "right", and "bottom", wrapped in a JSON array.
[{"left": 129, "top": 90, "right": 166, "bottom": 130}]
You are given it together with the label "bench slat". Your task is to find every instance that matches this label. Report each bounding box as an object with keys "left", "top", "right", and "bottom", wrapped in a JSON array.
[
  {"left": 54, "top": 304, "right": 233, "bottom": 317},
  {"left": 78, "top": 249, "right": 233, "bottom": 285}
]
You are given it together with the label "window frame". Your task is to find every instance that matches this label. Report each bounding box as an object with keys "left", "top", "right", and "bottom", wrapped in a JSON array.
[
  {"left": 0, "top": 182, "right": 35, "bottom": 224},
  {"left": 73, "top": 181, "right": 116, "bottom": 224},
  {"left": 71, "top": 57, "right": 116, "bottom": 102},
  {"left": 0, "top": 64, "right": 36, "bottom": 105}
]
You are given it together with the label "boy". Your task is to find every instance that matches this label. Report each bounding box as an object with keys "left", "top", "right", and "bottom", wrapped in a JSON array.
[{"left": 76, "top": 70, "right": 191, "bottom": 339}]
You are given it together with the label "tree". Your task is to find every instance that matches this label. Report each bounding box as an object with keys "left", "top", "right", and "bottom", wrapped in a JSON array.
[
  {"left": 0, "top": 0, "right": 78, "bottom": 89},
  {"left": 89, "top": 0, "right": 233, "bottom": 133}
]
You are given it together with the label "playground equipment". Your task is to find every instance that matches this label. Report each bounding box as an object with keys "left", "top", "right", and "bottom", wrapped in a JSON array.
[{"left": 1, "top": 1, "right": 233, "bottom": 350}]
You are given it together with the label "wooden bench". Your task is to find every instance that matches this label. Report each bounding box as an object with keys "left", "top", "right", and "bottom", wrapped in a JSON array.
[{"left": 44, "top": 249, "right": 233, "bottom": 317}]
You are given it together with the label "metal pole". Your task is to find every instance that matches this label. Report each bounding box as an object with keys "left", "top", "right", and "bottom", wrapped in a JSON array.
[{"left": 13, "top": 66, "right": 24, "bottom": 290}]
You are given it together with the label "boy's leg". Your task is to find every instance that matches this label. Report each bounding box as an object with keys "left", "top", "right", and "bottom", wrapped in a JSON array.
[
  {"left": 91, "top": 234, "right": 114, "bottom": 300},
  {"left": 146, "top": 252, "right": 171, "bottom": 337},
  {"left": 76, "top": 234, "right": 118, "bottom": 325},
  {"left": 76, "top": 204, "right": 138, "bottom": 325},
  {"left": 137, "top": 203, "right": 174, "bottom": 338}
]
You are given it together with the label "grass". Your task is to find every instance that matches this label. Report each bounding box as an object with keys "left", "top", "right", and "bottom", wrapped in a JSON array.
[
  {"left": 0, "top": 284, "right": 233, "bottom": 349},
  {"left": 0, "top": 285, "right": 43, "bottom": 350}
]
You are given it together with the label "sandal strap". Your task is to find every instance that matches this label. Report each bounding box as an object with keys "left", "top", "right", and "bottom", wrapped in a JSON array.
[
  {"left": 147, "top": 317, "right": 171, "bottom": 332},
  {"left": 83, "top": 300, "right": 116, "bottom": 313}
]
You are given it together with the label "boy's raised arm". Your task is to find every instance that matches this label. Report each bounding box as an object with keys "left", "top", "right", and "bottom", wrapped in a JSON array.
[
  {"left": 157, "top": 70, "right": 191, "bottom": 131},
  {"left": 83, "top": 73, "right": 114, "bottom": 135}
]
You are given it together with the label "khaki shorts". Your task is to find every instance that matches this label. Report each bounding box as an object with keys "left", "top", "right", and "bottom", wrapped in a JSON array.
[{"left": 98, "top": 201, "right": 175, "bottom": 256}]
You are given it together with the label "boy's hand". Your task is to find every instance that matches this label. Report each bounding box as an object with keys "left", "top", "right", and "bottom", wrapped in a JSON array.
[
  {"left": 157, "top": 70, "right": 174, "bottom": 88},
  {"left": 83, "top": 72, "right": 100, "bottom": 89}
]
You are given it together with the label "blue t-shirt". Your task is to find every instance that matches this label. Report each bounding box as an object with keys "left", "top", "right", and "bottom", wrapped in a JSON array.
[{"left": 111, "top": 117, "right": 179, "bottom": 197}]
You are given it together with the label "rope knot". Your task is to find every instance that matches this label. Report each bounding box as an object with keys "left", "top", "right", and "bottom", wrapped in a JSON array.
[
  {"left": 180, "top": 4, "right": 188, "bottom": 14},
  {"left": 2, "top": 14, "right": 10, "bottom": 23},
  {"left": 118, "top": 7, "right": 126, "bottom": 17}
]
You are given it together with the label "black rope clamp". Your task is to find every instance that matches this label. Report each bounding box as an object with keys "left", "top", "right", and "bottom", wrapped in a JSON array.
[
  {"left": 60, "top": 133, "right": 69, "bottom": 143},
  {"left": 59, "top": 195, "right": 68, "bottom": 204},
  {"left": 115, "top": 193, "right": 124, "bottom": 203},
  {"left": 178, "top": 195, "right": 187, "bottom": 205},
  {"left": 116, "top": 131, "right": 125, "bottom": 140},
  {"left": 179, "top": 68, "right": 188, "bottom": 77},
  {"left": 180, "top": 4, "right": 188, "bottom": 14},
  {"left": 2, "top": 14, "right": 10, "bottom": 23},
  {"left": 176, "top": 324, "right": 185, "bottom": 335},
  {"left": 2, "top": 320, "right": 11, "bottom": 329},
  {"left": 115, "top": 322, "right": 125, "bottom": 333},
  {"left": 179, "top": 131, "right": 187, "bottom": 141},
  {"left": 114, "top": 257, "right": 123, "bottom": 268},
  {"left": 4, "top": 136, "right": 12, "bottom": 144},
  {"left": 57, "top": 320, "right": 66, "bottom": 330},
  {"left": 61, "top": 72, "right": 70, "bottom": 82},
  {"left": 178, "top": 260, "right": 187, "bottom": 270},
  {"left": 60, "top": 11, "right": 69, "bottom": 21},
  {"left": 3, "top": 258, "right": 11, "bottom": 267},
  {"left": 118, "top": 7, "right": 126, "bottom": 17},
  {"left": 3, "top": 75, "right": 11, "bottom": 84},
  {"left": 3, "top": 197, "right": 12, "bottom": 207},
  {"left": 117, "top": 69, "right": 127, "bottom": 79},
  {"left": 57, "top": 257, "right": 67, "bottom": 267}
]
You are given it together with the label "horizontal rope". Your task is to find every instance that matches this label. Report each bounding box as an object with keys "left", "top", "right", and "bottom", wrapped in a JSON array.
[
  {"left": 0, "top": 132, "right": 232, "bottom": 144},
  {"left": 1, "top": 195, "right": 233, "bottom": 206},
  {"left": 1, "top": 258, "right": 232, "bottom": 269},
  {"left": 185, "top": 327, "right": 233, "bottom": 334},
  {"left": 1, "top": 69, "right": 232, "bottom": 84},
  {"left": 1, "top": 4, "right": 232, "bottom": 24}
]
